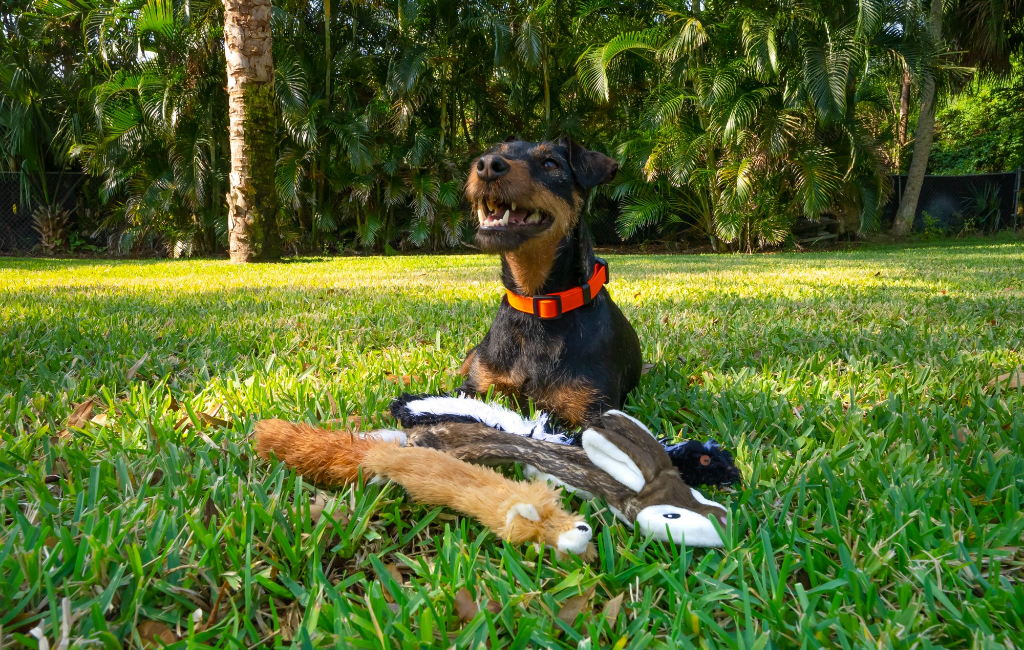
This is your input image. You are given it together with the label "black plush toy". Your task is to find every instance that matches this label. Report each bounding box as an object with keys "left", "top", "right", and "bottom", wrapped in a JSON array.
[{"left": 390, "top": 393, "right": 741, "bottom": 488}]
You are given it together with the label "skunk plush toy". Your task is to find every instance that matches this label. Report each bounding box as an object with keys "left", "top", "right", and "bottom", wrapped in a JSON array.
[{"left": 390, "top": 394, "right": 741, "bottom": 488}]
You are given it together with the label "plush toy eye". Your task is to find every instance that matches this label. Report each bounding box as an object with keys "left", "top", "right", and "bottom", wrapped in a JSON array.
[
  {"left": 543, "top": 159, "right": 558, "bottom": 170},
  {"left": 663, "top": 513, "right": 681, "bottom": 519},
  {"left": 577, "top": 524, "right": 590, "bottom": 532},
  {"left": 699, "top": 455, "right": 711, "bottom": 466}
]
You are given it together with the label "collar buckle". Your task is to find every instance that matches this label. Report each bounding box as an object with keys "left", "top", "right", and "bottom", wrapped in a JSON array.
[{"left": 532, "top": 294, "right": 563, "bottom": 319}]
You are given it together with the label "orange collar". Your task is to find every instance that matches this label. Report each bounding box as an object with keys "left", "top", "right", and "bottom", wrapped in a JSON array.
[{"left": 505, "top": 259, "right": 609, "bottom": 319}]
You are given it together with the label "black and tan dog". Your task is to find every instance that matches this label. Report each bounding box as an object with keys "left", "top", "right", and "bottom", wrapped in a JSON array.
[{"left": 458, "top": 137, "right": 642, "bottom": 426}]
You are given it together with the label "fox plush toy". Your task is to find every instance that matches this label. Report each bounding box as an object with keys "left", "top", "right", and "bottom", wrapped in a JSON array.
[{"left": 254, "top": 419, "right": 594, "bottom": 558}]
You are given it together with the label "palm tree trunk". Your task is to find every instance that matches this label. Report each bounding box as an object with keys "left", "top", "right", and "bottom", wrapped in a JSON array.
[
  {"left": 542, "top": 47, "right": 551, "bottom": 131},
  {"left": 892, "top": 0, "right": 943, "bottom": 237},
  {"left": 439, "top": 63, "right": 448, "bottom": 152},
  {"left": 897, "top": 67, "right": 910, "bottom": 152},
  {"left": 324, "top": 0, "right": 331, "bottom": 110},
  {"left": 223, "top": 0, "right": 280, "bottom": 262},
  {"left": 207, "top": 107, "right": 220, "bottom": 252}
]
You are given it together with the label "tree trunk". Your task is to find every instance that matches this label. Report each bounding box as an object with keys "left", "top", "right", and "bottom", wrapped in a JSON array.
[
  {"left": 223, "top": 0, "right": 280, "bottom": 262},
  {"left": 897, "top": 67, "right": 910, "bottom": 151},
  {"left": 892, "top": 0, "right": 943, "bottom": 237},
  {"left": 207, "top": 107, "right": 220, "bottom": 253},
  {"left": 542, "top": 47, "right": 551, "bottom": 131},
  {"left": 439, "top": 62, "right": 447, "bottom": 152}
]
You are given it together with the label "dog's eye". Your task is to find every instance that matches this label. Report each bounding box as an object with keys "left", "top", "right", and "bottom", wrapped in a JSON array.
[{"left": 542, "top": 159, "right": 558, "bottom": 170}]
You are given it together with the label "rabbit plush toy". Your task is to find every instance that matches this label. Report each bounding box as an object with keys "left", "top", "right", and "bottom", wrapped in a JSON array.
[{"left": 395, "top": 408, "right": 731, "bottom": 547}]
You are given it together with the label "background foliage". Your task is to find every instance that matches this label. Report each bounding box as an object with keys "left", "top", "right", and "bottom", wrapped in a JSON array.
[
  {"left": 930, "top": 53, "right": 1024, "bottom": 175},
  {"left": 1, "top": 0, "right": 1022, "bottom": 255}
]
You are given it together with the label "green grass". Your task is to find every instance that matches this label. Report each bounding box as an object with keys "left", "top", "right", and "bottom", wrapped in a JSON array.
[{"left": 2, "top": 240, "right": 1023, "bottom": 649}]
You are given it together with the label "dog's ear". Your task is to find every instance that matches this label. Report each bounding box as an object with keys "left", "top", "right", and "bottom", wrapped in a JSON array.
[{"left": 558, "top": 137, "right": 618, "bottom": 189}]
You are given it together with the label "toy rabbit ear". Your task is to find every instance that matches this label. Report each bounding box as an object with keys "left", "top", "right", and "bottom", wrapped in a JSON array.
[
  {"left": 581, "top": 428, "right": 647, "bottom": 492},
  {"left": 598, "top": 410, "right": 673, "bottom": 472}
]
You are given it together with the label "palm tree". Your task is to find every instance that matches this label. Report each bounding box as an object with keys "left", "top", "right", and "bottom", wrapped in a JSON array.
[
  {"left": 576, "top": 0, "right": 871, "bottom": 250},
  {"left": 891, "top": 0, "right": 943, "bottom": 237},
  {"left": 223, "top": 0, "right": 280, "bottom": 261},
  {"left": 891, "top": 0, "right": 1022, "bottom": 236}
]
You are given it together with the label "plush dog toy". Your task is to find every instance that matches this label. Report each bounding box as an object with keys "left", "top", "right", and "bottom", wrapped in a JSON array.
[
  {"left": 395, "top": 410, "right": 731, "bottom": 547},
  {"left": 254, "top": 419, "right": 594, "bottom": 558},
  {"left": 390, "top": 393, "right": 742, "bottom": 488}
]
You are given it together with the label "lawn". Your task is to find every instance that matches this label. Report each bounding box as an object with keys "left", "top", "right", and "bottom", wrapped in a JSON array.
[{"left": 2, "top": 240, "right": 1023, "bottom": 649}]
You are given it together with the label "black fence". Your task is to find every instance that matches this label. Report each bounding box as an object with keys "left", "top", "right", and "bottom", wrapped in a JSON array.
[
  {"left": 881, "top": 170, "right": 1021, "bottom": 233},
  {"left": 0, "top": 171, "right": 86, "bottom": 252}
]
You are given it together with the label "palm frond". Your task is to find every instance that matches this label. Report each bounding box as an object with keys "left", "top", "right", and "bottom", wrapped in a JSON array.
[{"left": 575, "top": 30, "right": 662, "bottom": 102}]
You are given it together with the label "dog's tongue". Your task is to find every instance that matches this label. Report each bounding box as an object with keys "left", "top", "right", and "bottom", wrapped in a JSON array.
[
  {"left": 507, "top": 207, "right": 529, "bottom": 224},
  {"left": 492, "top": 204, "right": 529, "bottom": 224}
]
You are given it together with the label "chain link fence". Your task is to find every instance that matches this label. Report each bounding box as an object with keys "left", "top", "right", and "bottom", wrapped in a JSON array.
[
  {"left": 0, "top": 171, "right": 87, "bottom": 252},
  {"left": 881, "top": 170, "right": 1022, "bottom": 234}
]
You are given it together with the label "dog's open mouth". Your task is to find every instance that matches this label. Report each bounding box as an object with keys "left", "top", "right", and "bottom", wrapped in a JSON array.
[{"left": 476, "top": 199, "right": 553, "bottom": 231}]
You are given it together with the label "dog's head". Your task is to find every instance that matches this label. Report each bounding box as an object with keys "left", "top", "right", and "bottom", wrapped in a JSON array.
[{"left": 466, "top": 137, "right": 618, "bottom": 253}]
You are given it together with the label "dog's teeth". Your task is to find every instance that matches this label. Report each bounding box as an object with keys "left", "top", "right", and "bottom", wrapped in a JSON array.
[
  {"left": 511, "top": 202, "right": 517, "bottom": 211},
  {"left": 486, "top": 199, "right": 498, "bottom": 212},
  {"left": 478, "top": 206, "right": 486, "bottom": 224},
  {"left": 501, "top": 210, "right": 510, "bottom": 226},
  {"left": 527, "top": 212, "right": 542, "bottom": 224}
]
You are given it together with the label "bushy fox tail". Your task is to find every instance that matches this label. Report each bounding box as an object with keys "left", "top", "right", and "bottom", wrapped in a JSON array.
[
  {"left": 254, "top": 419, "right": 400, "bottom": 486},
  {"left": 254, "top": 419, "right": 594, "bottom": 557}
]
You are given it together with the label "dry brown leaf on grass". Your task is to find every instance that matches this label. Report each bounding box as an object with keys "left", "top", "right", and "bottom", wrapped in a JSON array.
[
  {"left": 175, "top": 403, "right": 230, "bottom": 431},
  {"left": 199, "top": 403, "right": 228, "bottom": 427},
  {"left": 91, "top": 412, "right": 109, "bottom": 426},
  {"left": 454, "top": 588, "right": 479, "bottom": 623},
  {"left": 557, "top": 585, "right": 596, "bottom": 626},
  {"left": 202, "top": 498, "right": 217, "bottom": 526},
  {"left": 987, "top": 371, "right": 1023, "bottom": 390},
  {"left": 67, "top": 399, "right": 95, "bottom": 429},
  {"left": 127, "top": 353, "right": 149, "bottom": 380},
  {"left": 602, "top": 593, "right": 624, "bottom": 628},
  {"left": 309, "top": 493, "right": 329, "bottom": 522},
  {"left": 326, "top": 391, "right": 339, "bottom": 419},
  {"left": 137, "top": 620, "right": 177, "bottom": 649},
  {"left": 641, "top": 363, "right": 655, "bottom": 375},
  {"left": 386, "top": 374, "right": 422, "bottom": 386},
  {"left": 309, "top": 495, "right": 350, "bottom": 523}
]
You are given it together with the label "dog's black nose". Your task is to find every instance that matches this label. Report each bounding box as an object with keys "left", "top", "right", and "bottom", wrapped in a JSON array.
[{"left": 476, "top": 155, "right": 509, "bottom": 181}]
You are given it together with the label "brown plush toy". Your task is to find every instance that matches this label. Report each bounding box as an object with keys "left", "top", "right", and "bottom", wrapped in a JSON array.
[{"left": 253, "top": 419, "right": 595, "bottom": 558}]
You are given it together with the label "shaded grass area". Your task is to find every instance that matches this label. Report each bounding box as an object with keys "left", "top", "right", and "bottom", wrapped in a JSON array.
[{"left": 2, "top": 241, "right": 1023, "bottom": 649}]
